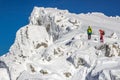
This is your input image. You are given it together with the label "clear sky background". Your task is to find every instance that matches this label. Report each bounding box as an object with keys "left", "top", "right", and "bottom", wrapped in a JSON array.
[{"left": 0, "top": 0, "right": 120, "bottom": 56}]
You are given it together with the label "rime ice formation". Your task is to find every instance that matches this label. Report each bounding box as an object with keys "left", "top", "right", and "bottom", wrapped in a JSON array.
[{"left": 0, "top": 7, "right": 120, "bottom": 80}]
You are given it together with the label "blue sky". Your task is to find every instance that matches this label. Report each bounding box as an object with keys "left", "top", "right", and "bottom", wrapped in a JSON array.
[{"left": 0, "top": 0, "right": 120, "bottom": 56}]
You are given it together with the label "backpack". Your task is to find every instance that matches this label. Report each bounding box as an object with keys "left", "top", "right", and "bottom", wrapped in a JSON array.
[{"left": 102, "top": 31, "right": 105, "bottom": 35}]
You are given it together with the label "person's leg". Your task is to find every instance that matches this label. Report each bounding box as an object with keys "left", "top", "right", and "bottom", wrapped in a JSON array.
[
  {"left": 102, "top": 36, "right": 104, "bottom": 42},
  {"left": 88, "top": 35, "right": 90, "bottom": 40},
  {"left": 90, "top": 34, "right": 91, "bottom": 39},
  {"left": 100, "top": 36, "right": 103, "bottom": 42}
]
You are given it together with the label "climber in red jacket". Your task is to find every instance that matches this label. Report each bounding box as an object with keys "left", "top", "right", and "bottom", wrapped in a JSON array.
[{"left": 99, "top": 29, "right": 105, "bottom": 43}]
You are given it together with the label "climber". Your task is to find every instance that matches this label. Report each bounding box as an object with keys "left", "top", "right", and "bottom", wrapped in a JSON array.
[
  {"left": 99, "top": 29, "right": 105, "bottom": 43},
  {"left": 87, "top": 26, "right": 92, "bottom": 40}
]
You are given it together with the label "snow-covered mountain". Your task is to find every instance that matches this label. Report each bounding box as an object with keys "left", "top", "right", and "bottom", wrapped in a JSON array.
[{"left": 0, "top": 7, "right": 120, "bottom": 80}]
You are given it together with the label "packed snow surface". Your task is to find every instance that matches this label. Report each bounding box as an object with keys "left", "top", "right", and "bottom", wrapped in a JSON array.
[{"left": 0, "top": 7, "right": 120, "bottom": 80}]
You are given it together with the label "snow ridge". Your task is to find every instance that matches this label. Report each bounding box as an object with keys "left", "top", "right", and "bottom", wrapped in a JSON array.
[{"left": 0, "top": 7, "right": 120, "bottom": 80}]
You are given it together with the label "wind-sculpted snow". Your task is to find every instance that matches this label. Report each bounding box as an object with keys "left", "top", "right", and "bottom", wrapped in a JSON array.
[
  {"left": 0, "top": 7, "right": 120, "bottom": 80},
  {"left": 0, "top": 61, "right": 11, "bottom": 80}
]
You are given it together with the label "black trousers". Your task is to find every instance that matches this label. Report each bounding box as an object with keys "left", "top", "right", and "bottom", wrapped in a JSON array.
[{"left": 88, "top": 34, "right": 91, "bottom": 40}]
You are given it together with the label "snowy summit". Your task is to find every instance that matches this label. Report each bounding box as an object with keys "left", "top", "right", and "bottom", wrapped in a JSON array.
[{"left": 0, "top": 7, "right": 120, "bottom": 80}]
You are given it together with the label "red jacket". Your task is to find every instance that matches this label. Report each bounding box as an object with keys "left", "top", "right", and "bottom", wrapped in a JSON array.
[{"left": 99, "top": 29, "right": 104, "bottom": 39}]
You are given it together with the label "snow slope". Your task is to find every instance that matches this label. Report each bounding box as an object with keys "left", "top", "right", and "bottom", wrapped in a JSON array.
[{"left": 0, "top": 7, "right": 120, "bottom": 80}]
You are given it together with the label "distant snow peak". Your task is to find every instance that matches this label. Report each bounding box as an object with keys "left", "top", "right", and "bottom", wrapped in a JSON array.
[{"left": 91, "top": 12, "right": 105, "bottom": 16}]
